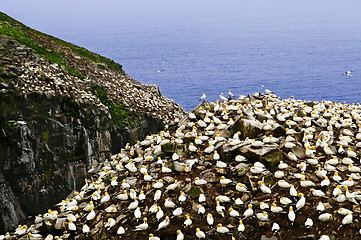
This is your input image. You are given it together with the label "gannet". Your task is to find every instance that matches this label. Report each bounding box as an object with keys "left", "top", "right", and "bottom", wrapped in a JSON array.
[
  {"left": 318, "top": 213, "right": 332, "bottom": 222},
  {"left": 220, "top": 93, "right": 228, "bottom": 102},
  {"left": 195, "top": 177, "right": 207, "bottom": 185},
  {"left": 68, "top": 219, "right": 76, "bottom": 231},
  {"left": 229, "top": 207, "right": 240, "bottom": 218},
  {"left": 197, "top": 204, "right": 205, "bottom": 214},
  {"left": 149, "top": 233, "right": 160, "bottom": 240},
  {"left": 278, "top": 180, "right": 291, "bottom": 188},
  {"left": 280, "top": 197, "right": 293, "bottom": 205},
  {"left": 216, "top": 201, "right": 225, "bottom": 217},
  {"left": 217, "top": 224, "right": 230, "bottom": 233},
  {"left": 220, "top": 176, "right": 233, "bottom": 185},
  {"left": 196, "top": 228, "right": 206, "bottom": 238},
  {"left": 128, "top": 198, "right": 139, "bottom": 211},
  {"left": 256, "top": 211, "right": 269, "bottom": 221},
  {"left": 200, "top": 93, "right": 206, "bottom": 102},
  {"left": 343, "top": 70, "right": 352, "bottom": 77},
  {"left": 199, "top": 194, "right": 206, "bottom": 202},
  {"left": 156, "top": 206, "right": 164, "bottom": 220},
  {"left": 296, "top": 193, "right": 306, "bottom": 211},
  {"left": 243, "top": 204, "right": 254, "bottom": 219},
  {"left": 288, "top": 206, "right": 296, "bottom": 224},
  {"left": 157, "top": 216, "right": 170, "bottom": 230},
  {"left": 305, "top": 218, "right": 313, "bottom": 228},
  {"left": 164, "top": 198, "right": 177, "bottom": 208},
  {"left": 238, "top": 219, "right": 245, "bottom": 232},
  {"left": 176, "top": 230, "right": 184, "bottom": 240},
  {"left": 258, "top": 181, "right": 272, "bottom": 194},
  {"left": 184, "top": 215, "right": 192, "bottom": 227}
]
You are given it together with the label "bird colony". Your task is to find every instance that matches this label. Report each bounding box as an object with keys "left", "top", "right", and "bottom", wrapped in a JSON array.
[
  {"left": 4, "top": 92, "right": 361, "bottom": 240},
  {"left": 1, "top": 37, "right": 184, "bottom": 123}
]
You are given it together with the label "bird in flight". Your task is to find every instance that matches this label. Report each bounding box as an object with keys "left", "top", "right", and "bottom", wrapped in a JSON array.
[{"left": 343, "top": 70, "right": 352, "bottom": 77}]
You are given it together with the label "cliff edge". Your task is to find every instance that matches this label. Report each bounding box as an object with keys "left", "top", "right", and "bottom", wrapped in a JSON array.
[{"left": 0, "top": 11, "right": 185, "bottom": 232}]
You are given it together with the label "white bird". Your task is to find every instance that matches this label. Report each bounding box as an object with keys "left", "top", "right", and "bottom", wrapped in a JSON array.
[
  {"left": 260, "top": 202, "right": 269, "bottom": 210},
  {"left": 176, "top": 230, "right": 184, "bottom": 240},
  {"left": 229, "top": 207, "right": 240, "bottom": 218},
  {"left": 316, "top": 202, "right": 325, "bottom": 213},
  {"left": 154, "top": 190, "right": 162, "bottom": 202},
  {"left": 300, "top": 178, "right": 316, "bottom": 187},
  {"left": 272, "top": 222, "right": 280, "bottom": 234},
  {"left": 200, "top": 93, "right": 206, "bottom": 102},
  {"left": 258, "top": 181, "right": 272, "bottom": 194},
  {"left": 207, "top": 213, "right": 214, "bottom": 225},
  {"left": 228, "top": 90, "right": 234, "bottom": 99},
  {"left": 280, "top": 197, "right": 293, "bottom": 205},
  {"left": 243, "top": 204, "right": 254, "bottom": 219},
  {"left": 134, "top": 207, "right": 142, "bottom": 220},
  {"left": 157, "top": 216, "right": 170, "bottom": 230},
  {"left": 310, "top": 188, "right": 327, "bottom": 198},
  {"left": 343, "top": 70, "right": 352, "bottom": 77},
  {"left": 196, "top": 228, "right": 206, "bottom": 238},
  {"left": 199, "top": 193, "right": 206, "bottom": 203},
  {"left": 318, "top": 213, "right": 332, "bottom": 222},
  {"left": 173, "top": 207, "right": 183, "bottom": 217},
  {"left": 105, "top": 218, "right": 116, "bottom": 229},
  {"left": 156, "top": 207, "right": 164, "bottom": 220},
  {"left": 164, "top": 198, "right": 177, "bottom": 208},
  {"left": 178, "top": 192, "right": 187, "bottom": 203},
  {"left": 288, "top": 206, "right": 296, "bottom": 224},
  {"left": 256, "top": 211, "right": 269, "bottom": 221},
  {"left": 117, "top": 226, "right": 125, "bottom": 235},
  {"left": 236, "top": 183, "right": 249, "bottom": 192},
  {"left": 86, "top": 207, "right": 96, "bottom": 221},
  {"left": 149, "top": 233, "right": 161, "bottom": 240},
  {"left": 305, "top": 218, "right": 313, "bottom": 228},
  {"left": 271, "top": 203, "right": 283, "bottom": 213},
  {"left": 128, "top": 198, "right": 139, "bottom": 210},
  {"left": 290, "top": 185, "right": 298, "bottom": 197},
  {"left": 184, "top": 215, "right": 192, "bottom": 227},
  {"left": 68, "top": 219, "right": 76, "bottom": 231},
  {"left": 216, "top": 201, "right": 225, "bottom": 217},
  {"left": 216, "top": 160, "right": 227, "bottom": 168},
  {"left": 220, "top": 93, "right": 228, "bottom": 102},
  {"left": 197, "top": 204, "right": 206, "bottom": 214},
  {"left": 195, "top": 177, "right": 207, "bottom": 185},
  {"left": 217, "top": 224, "right": 230, "bottom": 234},
  {"left": 216, "top": 195, "right": 231, "bottom": 203},
  {"left": 339, "top": 212, "right": 353, "bottom": 230},
  {"left": 296, "top": 193, "right": 306, "bottom": 211},
  {"left": 319, "top": 235, "right": 330, "bottom": 240},
  {"left": 82, "top": 224, "right": 90, "bottom": 234},
  {"left": 220, "top": 176, "right": 233, "bottom": 185},
  {"left": 278, "top": 180, "right": 291, "bottom": 188}
]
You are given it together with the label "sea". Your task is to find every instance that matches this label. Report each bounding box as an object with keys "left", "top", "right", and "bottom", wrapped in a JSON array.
[{"left": 2, "top": 0, "right": 361, "bottom": 112}]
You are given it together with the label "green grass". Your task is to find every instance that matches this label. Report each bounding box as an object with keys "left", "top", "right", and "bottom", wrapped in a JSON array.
[
  {"left": 91, "top": 86, "right": 140, "bottom": 128},
  {"left": 0, "top": 11, "right": 123, "bottom": 77}
]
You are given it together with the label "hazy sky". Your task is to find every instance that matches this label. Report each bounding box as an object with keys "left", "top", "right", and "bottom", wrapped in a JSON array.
[{"left": 3, "top": 0, "right": 361, "bottom": 33}]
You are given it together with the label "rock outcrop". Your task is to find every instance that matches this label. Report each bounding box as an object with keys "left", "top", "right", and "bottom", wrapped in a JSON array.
[
  {"left": 0, "top": 12, "right": 184, "bottom": 232},
  {"left": 3, "top": 92, "right": 361, "bottom": 240}
]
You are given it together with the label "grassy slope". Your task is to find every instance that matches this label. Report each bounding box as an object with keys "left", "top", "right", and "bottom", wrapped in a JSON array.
[
  {"left": 0, "top": 11, "right": 123, "bottom": 78},
  {"left": 0, "top": 11, "right": 141, "bottom": 129}
]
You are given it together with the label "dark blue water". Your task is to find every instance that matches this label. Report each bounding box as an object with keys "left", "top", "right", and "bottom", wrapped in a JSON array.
[{"left": 2, "top": 0, "right": 361, "bottom": 111}]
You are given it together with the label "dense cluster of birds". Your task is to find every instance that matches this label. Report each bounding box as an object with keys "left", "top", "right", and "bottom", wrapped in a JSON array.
[
  {"left": 1, "top": 36, "right": 184, "bottom": 123},
  {"left": 3, "top": 90, "right": 361, "bottom": 239}
]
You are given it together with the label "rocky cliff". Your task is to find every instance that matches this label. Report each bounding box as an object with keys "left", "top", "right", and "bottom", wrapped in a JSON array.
[
  {"left": 4, "top": 92, "right": 361, "bottom": 240},
  {"left": 0, "top": 12, "right": 184, "bottom": 233}
]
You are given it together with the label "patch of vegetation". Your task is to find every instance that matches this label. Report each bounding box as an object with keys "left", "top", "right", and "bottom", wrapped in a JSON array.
[
  {"left": 188, "top": 186, "right": 202, "bottom": 198},
  {"left": 0, "top": 11, "right": 123, "bottom": 79},
  {"left": 91, "top": 86, "right": 139, "bottom": 128}
]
